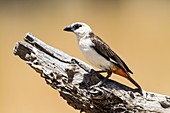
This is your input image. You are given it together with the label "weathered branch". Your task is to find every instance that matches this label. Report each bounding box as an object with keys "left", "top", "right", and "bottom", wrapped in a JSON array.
[{"left": 13, "top": 33, "right": 170, "bottom": 113}]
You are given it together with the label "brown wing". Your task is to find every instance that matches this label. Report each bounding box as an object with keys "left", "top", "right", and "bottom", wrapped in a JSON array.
[{"left": 89, "top": 33, "right": 133, "bottom": 74}]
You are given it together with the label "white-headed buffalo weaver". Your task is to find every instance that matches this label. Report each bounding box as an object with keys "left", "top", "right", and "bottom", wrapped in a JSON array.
[{"left": 64, "top": 22, "right": 142, "bottom": 94}]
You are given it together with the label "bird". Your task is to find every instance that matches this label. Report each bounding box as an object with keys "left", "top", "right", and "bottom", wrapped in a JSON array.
[{"left": 64, "top": 22, "right": 142, "bottom": 92}]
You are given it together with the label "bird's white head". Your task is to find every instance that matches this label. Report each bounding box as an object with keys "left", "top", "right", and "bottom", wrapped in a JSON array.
[{"left": 64, "top": 22, "right": 92, "bottom": 39}]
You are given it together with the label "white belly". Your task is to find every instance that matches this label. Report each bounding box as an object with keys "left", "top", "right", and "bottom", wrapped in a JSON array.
[{"left": 78, "top": 38, "right": 112, "bottom": 70}]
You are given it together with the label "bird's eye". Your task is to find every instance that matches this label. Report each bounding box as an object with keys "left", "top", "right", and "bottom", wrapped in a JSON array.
[{"left": 73, "top": 24, "right": 82, "bottom": 30}]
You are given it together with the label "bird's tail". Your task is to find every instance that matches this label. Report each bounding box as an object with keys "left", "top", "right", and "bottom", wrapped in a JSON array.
[
  {"left": 127, "top": 74, "right": 143, "bottom": 95},
  {"left": 126, "top": 74, "right": 142, "bottom": 90},
  {"left": 111, "top": 66, "right": 142, "bottom": 92}
]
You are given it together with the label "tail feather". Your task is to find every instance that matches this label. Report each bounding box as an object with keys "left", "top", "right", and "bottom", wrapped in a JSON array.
[
  {"left": 127, "top": 74, "right": 142, "bottom": 90},
  {"left": 111, "top": 65, "right": 142, "bottom": 94}
]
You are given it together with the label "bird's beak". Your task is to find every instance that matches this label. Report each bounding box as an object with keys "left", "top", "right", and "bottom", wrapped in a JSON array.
[{"left": 64, "top": 26, "right": 73, "bottom": 32}]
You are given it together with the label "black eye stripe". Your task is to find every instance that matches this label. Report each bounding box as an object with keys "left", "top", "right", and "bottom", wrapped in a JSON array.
[{"left": 73, "top": 24, "right": 82, "bottom": 30}]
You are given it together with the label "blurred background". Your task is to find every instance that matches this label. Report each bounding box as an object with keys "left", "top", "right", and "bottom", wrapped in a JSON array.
[{"left": 0, "top": 0, "right": 170, "bottom": 113}]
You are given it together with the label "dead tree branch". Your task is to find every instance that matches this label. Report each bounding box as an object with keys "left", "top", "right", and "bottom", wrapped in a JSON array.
[{"left": 13, "top": 33, "right": 170, "bottom": 113}]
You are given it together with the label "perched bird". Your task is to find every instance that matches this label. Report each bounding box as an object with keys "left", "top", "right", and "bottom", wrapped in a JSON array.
[{"left": 64, "top": 22, "right": 142, "bottom": 92}]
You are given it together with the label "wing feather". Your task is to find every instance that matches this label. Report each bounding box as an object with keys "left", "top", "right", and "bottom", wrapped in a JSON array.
[{"left": 89, "top": 33, "right": 133, "bottom": 74}]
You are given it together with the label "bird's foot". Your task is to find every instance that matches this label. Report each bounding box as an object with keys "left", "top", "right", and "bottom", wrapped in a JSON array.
[{"left": 90, "top": 81, "right": 103, "bottom": 89}]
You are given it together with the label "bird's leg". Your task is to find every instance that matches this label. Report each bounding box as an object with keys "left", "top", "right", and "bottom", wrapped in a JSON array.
[
  {"left": 101, "top": 70, "right": 112, "bottom": 84},
  {"left": 95, "top": 70, "right": 107, "bottom": 73},
  {"left": 90, "top": 69, "right": 107, "bottom": 74},
  {"left": 90, "top": 70, "right": 112, "bottom": 88},
  {"left": 89, "top": 69, "right": 107, "bottom": 79}
]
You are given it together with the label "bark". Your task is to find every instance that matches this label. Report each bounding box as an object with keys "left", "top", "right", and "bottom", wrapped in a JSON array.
[{"left": 13, "top": 33, "right": 170, "bottom": 113}]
